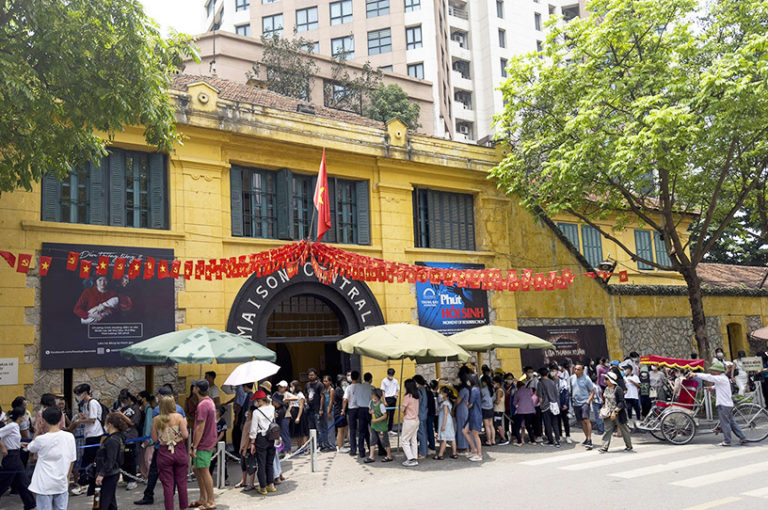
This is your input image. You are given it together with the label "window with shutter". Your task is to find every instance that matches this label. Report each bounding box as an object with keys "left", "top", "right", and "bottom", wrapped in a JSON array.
[
  {"left": 275, "top": 168, "right": 293, "bottom": 240},
  {"left": 634, "top": 230, "right": 654, "bottom": 270},
  {"left": 355, "top": 180, "right": 370, "bottom": 245},
  {"left": 580, "top": 225, "right": 603, "bottom": 267},
  {"left": 654, "top": 231, "right": 671, "bottom": 267},
  {"left": 557, "top": 222, "right": 580, "bottom": 252},
  {"left": 40, "top": 147, "right": 168, "bottom": 230},
  {"left": 230, "top": 166, "right": 244, "bottom": 236},
  {"left": 413, "top": 188, "right": 475, "bottom": 250}
]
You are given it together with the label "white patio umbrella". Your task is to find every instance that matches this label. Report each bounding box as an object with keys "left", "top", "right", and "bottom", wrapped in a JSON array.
[{"left": 223, "top": 360, "right": 281, "bottom": 387}]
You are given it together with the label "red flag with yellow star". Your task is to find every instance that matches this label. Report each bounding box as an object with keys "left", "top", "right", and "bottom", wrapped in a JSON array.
[
  {"left": 128, "top": 259, "right": 142, "bottom": 279},
  {"left": 313, "top": 148, "right": 332, "bottom": 241},
  {"left": 157, "top": 259, "right": 170, "bottom": 279},
  {"left": 79, "top": 260, "right": 92, "bottom": 279},
  {"left": 96, "top": 255, "right": 110, "bottom": 275},
  {"left": 39, "top": 256, "right": 52, "bottom": 276}
]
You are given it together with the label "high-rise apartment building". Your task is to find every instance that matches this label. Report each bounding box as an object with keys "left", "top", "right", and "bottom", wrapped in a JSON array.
[{"left": 201, "top": 0, "right": 583, "bottom": 142}]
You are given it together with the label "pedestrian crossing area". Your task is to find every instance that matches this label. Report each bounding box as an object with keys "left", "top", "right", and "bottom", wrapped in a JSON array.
[{"left": 519, "top": 440, "right": 768, "bottom": 508}]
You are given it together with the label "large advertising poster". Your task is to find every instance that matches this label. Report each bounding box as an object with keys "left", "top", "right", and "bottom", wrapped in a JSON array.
[
  {"left": 416, "top": 262, "right": 489, "bottom": 335},
  {"left": 41, "top": 243, "right": 175, "bottom": 369},
  {"left": 519, "top": 325, "right": 609, "bottom": 368}
]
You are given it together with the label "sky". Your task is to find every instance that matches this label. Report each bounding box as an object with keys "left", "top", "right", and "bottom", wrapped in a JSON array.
[{"left": 139, "top": 0, "right": 202, "bottom": 36}]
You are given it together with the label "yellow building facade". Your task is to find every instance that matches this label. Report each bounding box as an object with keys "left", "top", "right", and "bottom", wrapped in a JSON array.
[{"left": 0, "top": 75, "right": 766, "bottom": 408}]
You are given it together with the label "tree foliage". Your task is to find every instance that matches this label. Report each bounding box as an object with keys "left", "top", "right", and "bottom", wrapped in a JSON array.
[
  {"left": 323, "top": 56, "right": 382, "bottom": 115},
  {"left": 0, "top": 0, "right": 197, "bottom": 193},
  {"left": 253, "top": 35, "right": 318, "bottom": 101},
  {"left": 491, "top": 0, "right": 768, "bottom": 359},
  {"left": 366, "top": 84, "right": 421, "bottom": 130}
]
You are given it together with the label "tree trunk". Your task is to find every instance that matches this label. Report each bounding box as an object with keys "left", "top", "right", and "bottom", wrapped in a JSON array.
[{"left": 680, "top": 265, "right": 711, "bottom": 362}]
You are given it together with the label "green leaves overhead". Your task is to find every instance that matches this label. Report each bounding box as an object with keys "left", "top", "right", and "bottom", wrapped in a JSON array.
[{"left": 0, "top": 0, "right": 197, "bottom": 193}]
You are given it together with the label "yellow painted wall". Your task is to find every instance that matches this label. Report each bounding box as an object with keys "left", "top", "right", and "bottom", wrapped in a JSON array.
[{"left": 0, "top": 80, "right": 766, "bottom": 407}]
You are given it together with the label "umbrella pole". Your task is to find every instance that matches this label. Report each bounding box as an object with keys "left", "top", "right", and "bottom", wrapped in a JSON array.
[{"left": 477, "top": 351, "right": 482, "bottom": 370}]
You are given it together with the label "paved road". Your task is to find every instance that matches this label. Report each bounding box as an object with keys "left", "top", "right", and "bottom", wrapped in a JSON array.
[{"left": 4, "top": 431, "right": 766, "bottom": 509}]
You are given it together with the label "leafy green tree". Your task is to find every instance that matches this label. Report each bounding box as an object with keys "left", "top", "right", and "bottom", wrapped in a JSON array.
[
  {"left": 252, "top": 36, "right": 318, "bottom": 101},
  {"left": 491, "top": 0, "right": 768, "bottom": 360},
  {"left": 366, "top": 84, "right": 421, "bottom": 130},
  {"left": 0, "top": 0, "right": 197, "bottom": 193},
  {"left": 323, "top": 56, "right": 382, "bottom": 114},
  {"left": 703, "top": 205, "right": 768, "bottom": 267}
]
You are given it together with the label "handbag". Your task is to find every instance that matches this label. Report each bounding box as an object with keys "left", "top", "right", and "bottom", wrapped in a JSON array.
[
  {"left": 598, "top": 406, "right": 612, "bottom": 419},
  {"left": 549, "top": 402, "right": 560, "bottom": 416}
]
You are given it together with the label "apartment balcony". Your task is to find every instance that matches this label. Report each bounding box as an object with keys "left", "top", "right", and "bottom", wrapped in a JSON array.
[
  {"left": 449, "top": 40, "right": 471, "bottom": 60},
  {"left": 454, "top": 104, "right": 475, "bottom": 122},
  {"left": 448, "top": 5, "right": 468, "bottom": 19},
  {"left": 447, "top": 6, "right": 470, "bottom": 30},
  {"left": 451, "top": 71, "right": 473, "bottom": 91}
]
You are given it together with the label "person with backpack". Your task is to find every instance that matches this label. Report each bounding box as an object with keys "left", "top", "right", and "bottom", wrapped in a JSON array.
[
  {"left": 92, "top": 412, "right": 132, "bottom": 509},
  {"left": 152, "top": 395, "right": 189, "bottom": 510},
  {"left": 249, "top": 390, "right": 278, "bottom": 495},
  {"left": 71, "top": 383, "right": 105, "bottom": 495}
]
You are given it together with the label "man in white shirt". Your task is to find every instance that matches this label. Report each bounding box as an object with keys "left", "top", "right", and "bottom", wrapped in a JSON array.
[
  {"left": 623, "top": 365, "right": 641, "bottom": 425},
  {"left": 205, "top": 371, "right": 222, "bottom": 406},
  {"left": 28, "top": 407, "right": 77, "bottom": 510},
  {"left": 71, "top": 383, "right": 104, "bottom": 493},
  {"left": 342, "top": 371, "right": 360, "bottom": 457},
  {"left": 380, "top": 368, "right": 400, "bottom": 433},
  {"left": 689, "top": 361, "right": 747, "bottom": 446}
]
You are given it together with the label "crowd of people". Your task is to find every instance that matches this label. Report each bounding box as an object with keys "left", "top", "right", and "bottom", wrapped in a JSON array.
[{"left": 2, "top": 349, "right": 768, "bottom": 509}]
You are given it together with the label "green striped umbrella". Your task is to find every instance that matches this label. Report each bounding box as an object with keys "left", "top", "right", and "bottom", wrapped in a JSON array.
[{"left": 120, "top": 327, "right": 276, "bottom": 364}]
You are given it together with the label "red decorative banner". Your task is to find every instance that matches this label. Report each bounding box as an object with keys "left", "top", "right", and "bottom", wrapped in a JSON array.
[
  {"left": 79, "top": 259, "right": 92, "bottom": 279},
  {"left": 16, "top": 253, "right": 32, "bottom": 274},
  {"left": 66, "top": 252, "right": 79, "bottom": 271},
  {"left": 113, "top": 258, "right": 127, "bottom": 280},
  {"left": 39, "top": 256, "right": 52, "bottom": 276},
  {"left": 96, "top": 255, "right": 110, "bottom": 276}
]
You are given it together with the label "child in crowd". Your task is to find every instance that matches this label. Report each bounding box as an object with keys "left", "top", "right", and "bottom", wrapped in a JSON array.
[
  {"left": 237, "top": 406, "right": 257, "bottom": 491},
  {"left": 365, "top": 389, "right": 393, "bottom": 463},
  {"left": 435, "top": 387, "right": 458, "bottom": 459}
]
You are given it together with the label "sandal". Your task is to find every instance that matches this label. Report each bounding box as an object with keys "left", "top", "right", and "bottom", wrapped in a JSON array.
[
  {"left": 189, "top": 501, "right": 203, "bottom": 508},
  {"left": 598, "top": 447, "right": 608, "bottom": 453},
  {"left": 432, "top": 455, "right": 444, "bottom": 460},
  {"left": 234, "top": 482, "right": 245, "bottom": 489},
  {"left": 717, "top": 442, "right": 731, "bottom": 447},
  {"left": 450, "top": 454, "right": 459, "bottom": 459},
  {"left": 242, "top": 485, "right": 256, "bottom": 492},
  {"left": 381, "top": 457, "right": 393, "bottom": 462}
]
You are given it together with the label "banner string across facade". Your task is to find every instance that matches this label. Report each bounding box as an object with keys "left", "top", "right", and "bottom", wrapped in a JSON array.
[{"left": 0, "top": 242, "right": 607, "bottom": 292}]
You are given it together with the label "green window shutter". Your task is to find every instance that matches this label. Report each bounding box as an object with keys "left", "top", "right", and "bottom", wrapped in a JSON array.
[
  {"left": 581, "top": 225, "right": 603, "bottom": 267},
  {"left": 109, "top": 151, "right": 126, "bottom": 227},
  {"left": 464, "top": 193, "right": 475, "bottom": 250},
  {"left": 324, "top": 177, "right": 337, "bottom": 243},
  {"left": 41, "top": 174, "right": 62, "bottom": 222},
  {"left": 634, "top": 230, "right": 654, "bottom": 270},
  {"left": 654, "top": 231, "right": 671, "bottom": 266},
  {"left": 275, "top": 168, "right": 293, "bottom": 240},
  {"left": 88, "top": 158, "right": 107, "bottom": 225},
  {"left": 427, "top": 189, "right": 441, "bottom": 248},
  {"left": 355, "top": 180, "right": 370, "bottom": 245},
  {"left": 230, "top": 166, "right": 244, "bottom": 237},
  {"left": 148, "top": 154, "right": 166, "bottom": 229},
  {"left": 557, "top": 222, "right": 580, "bottom": 251}
]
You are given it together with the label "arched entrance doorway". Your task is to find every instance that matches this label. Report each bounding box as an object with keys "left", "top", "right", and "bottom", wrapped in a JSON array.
[
  {"left": 227, "top": 261, "right": 385, "bottom": 381},
  {"left": 727, "top": 322, "right": 747, "bottom": 359}
]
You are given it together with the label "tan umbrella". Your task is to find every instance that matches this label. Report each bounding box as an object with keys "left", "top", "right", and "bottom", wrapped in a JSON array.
[
  {"left": 450, "top": 325, "right": 555, "bottom": 351},
  {"left": 337, "top": 323, "right": 471, "bottom": 363},
  {"left": 750, "top": 327, "right": 768, "bottom": 342}
]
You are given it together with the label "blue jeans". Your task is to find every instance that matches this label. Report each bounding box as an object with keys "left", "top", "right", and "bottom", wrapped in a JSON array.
[
  {"left": 592, "top": 402, "right": 604, "bottom": 434},
  {"left": 426, "top": 414, "right": 435, "bottom": 450},
  {"left": 280, "top": 416, "right": 291, "bottom": 452},
  {"left": 418, "top": 418, "right": 429, "bottom": 456},
  {"left": 35, "top": 493, "right": 69, "bottom": 510},
  {"left": 319, "top": 413, "right": 336, "bottom": 449}
]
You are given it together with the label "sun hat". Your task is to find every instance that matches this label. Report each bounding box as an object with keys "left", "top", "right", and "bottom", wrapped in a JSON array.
[
  {"left": 709, "top": 361, "right": 726, "bottom": 373},
  {"left": 251, "top": 390, "right": 268, "bottom": 401},
  {"left": 260, "top": 381, "right": 272, "bottom": 392},
  {"left": 605, "top": 372, "right": 619, "bottom": 385}
]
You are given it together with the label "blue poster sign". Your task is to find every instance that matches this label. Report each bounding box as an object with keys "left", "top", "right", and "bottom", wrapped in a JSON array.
[{"left": 416, "top": 262, "right": 489, "bottom": 335}]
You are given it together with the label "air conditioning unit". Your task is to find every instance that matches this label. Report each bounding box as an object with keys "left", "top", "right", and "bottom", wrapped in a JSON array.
[
  {"left": 452, "top": 33, "right": 466, "bottom": 46},
  {"left": 458, "top": 124, "right": 470, "bottom": 134}
]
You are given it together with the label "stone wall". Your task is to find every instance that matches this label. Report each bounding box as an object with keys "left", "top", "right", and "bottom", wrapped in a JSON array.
[
  {"left": 517, "top": 318, "right": 604, "bottom": 327},
  {"left": 22, "top": 270, "right": 185, "bottom": 407},
  {"left": 617, "top": 316, "right": 723, "bottom": 358},
  {"left": 747, "top": 315, "right": 766, "bottom": 354}
]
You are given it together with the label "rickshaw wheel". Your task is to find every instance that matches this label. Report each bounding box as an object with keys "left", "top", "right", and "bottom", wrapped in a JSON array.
[
  {"left": 649, "top": 429, "right": 666, "bottom": 442},
  {"left": 660, "top": 411, "right": 696, "bottom": 445},
  {"left": 733, "top": 403, "right": 768, "bottom": 442}
]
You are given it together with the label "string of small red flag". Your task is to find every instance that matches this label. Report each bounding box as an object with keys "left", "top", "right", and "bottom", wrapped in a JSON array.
[{"left": 0, "top": 244, "right": 627, "bottom": 290}]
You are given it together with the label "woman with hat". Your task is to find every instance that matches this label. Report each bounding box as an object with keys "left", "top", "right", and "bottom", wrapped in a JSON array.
[
  {"left": 598, "top": 371, "right": 633, "bottom": 452},
  {"left": 249, "top": 390, "right": 277, "bottom": 495}
]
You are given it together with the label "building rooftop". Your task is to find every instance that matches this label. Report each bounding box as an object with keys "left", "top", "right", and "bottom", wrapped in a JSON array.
[
  {"left": 170, "top": 74, "right": 383, "bottom": 130},
  {"left": 699, "top": 263, "right": 768, "bottom": 289}
]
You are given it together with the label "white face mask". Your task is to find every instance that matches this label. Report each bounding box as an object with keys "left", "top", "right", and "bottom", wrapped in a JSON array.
[
  {"left": 549, "top": 371, "right": 557, "bottom": 378},
  {"left": 716, "top": 353, "right": 724, "bottom": 360},
  {"left": 346, "top": 376, "right": 352, "bottom": 383}
]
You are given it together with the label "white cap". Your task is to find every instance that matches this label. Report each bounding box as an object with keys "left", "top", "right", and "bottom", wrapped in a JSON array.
[{"left": 277, "top": 380, "right": 288, "bottom": 388}]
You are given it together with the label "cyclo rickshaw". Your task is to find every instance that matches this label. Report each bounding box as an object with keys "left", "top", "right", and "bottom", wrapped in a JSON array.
[{"left": 635, "top": 355, "right": 768, "bottom": 445}]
